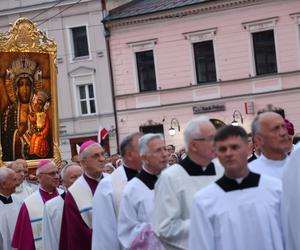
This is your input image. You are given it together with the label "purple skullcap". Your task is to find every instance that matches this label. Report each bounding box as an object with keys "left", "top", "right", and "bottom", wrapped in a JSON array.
[
  {"left": 79, "top": 140, "right": 98, "bottom": 154},
  {"left": 37, "top": 159, "right": 52, "bottom": 169},
  {"left": 285, "top": 119, "right": 295, "bottom": 136}
]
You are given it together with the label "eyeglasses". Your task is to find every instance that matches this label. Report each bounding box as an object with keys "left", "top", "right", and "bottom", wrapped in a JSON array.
[
  {"left": 40, "top": 171, "right": 59, "bottom": 177},
  {"left": 193, "top": 135, "right": 215, "bottom": 142}
]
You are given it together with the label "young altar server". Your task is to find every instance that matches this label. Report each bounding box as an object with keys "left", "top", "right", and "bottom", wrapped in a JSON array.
[
  {"left": 118, "top": 133, "right": 168, "bottom": 249},
  {"left": 189, "top": 125, "right": 284, "bottom": 250},
  {"left": 92, "top": 132, "right": 142, "bottom": 250},
  {"left": 43, "top": 162, "right": 82, "bottom": 250},
  {"left": 59, "top": 140, "right": 106, "bottom": 250},
  {"left": 0, "top": 168, "right": 22, "bottom": 250},
  {"left": 12, "top": 160, "right": 62, "bottom": 250},
  {"left": 153, "top": 116, "right": 223, "bottom": 250}
]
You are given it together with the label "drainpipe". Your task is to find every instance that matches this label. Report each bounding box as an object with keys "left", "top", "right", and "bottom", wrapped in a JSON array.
[{"left": 101, "top": 5, "right": 120, "bottom": 153}]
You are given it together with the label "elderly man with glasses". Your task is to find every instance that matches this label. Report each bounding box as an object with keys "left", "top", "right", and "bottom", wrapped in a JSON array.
[
  {"left": 153, "top": 116, "right": 223, "bottom": 250},
  {"left": 43, "top": 162, "right": 83, "bottom": 250},
  {"left": 59, "top": 140, "right": 106, "bottom": 250},
  {"left": 12, "top": 160, "right": 63, "bottom": 250}
]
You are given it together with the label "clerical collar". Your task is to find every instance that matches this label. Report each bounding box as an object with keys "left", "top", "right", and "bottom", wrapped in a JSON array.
[
  {"left": 260, "top": 153, "right": 287, "bottom": 167},
  {"left": 123, "top": 165, "right": 139, "bottom": 181},
  {"left": 39, "top": 186, "right": 57, "bottom": 194},
  {"left": 83, "top": 173, "right": 101, "bottom": 195},
  {"left": 85, "top": 172, "right": 103, "bottom": 182},
  {"left": 136, "top": 169, "right": 158, "bottom": 190},
  {"left": 216, "top": 171, "right": 260, "bottom": 192},
  {"left": 179, "top": 156, "right": 216, "bottom": 176},
  {"left": 0, "top": 193, "right": 13, "bottom": 204}
]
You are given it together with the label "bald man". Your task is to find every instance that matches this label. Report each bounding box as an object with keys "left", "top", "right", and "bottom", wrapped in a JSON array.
[
  {"left": 0, "top": 168, "right": 21, "bottom": 250},
  {"left": 43, "top": 162, "right": 83, "bottom": 250},
  {"left": 249, "top": 111, "right": 292, "bottom": 179}
]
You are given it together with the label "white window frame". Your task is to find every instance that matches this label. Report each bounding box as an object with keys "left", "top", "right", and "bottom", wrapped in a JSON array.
[
  {"left": 71, "top": 73, "right": 97, "bottom": 116},
  {"left": 183, "top": 28, "right": 218, "bottom": 85},
  {"left": 127, "top": 39, "right": 159, "bottom": 92},
  {"left": 242, "top": 17, "right": 279, "bottom": 76},
  {"left": 290, "top": 13, "right": 300, "bottom": 70},
  {"left": 68, "top": 24, "right": 92, "bottom": 63}
]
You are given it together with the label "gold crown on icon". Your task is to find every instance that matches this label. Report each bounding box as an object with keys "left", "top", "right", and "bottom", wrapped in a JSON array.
[{"left": 11, "top": 56, "right": 37, "bottom": 83}]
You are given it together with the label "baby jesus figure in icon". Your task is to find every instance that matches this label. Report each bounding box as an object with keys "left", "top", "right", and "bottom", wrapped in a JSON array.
[{"left": 28, "top": 89, "right": 51, "bottom": 158}]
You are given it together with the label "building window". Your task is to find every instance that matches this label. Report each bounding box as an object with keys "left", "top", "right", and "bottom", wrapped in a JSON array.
[
  {"left": 253, "top": 30, "right": 277, "bottom": 75},
  {"left": 193, "top": 40, "right": 217, "bottom": 83},
  {"left": 71, "top": 26, "right": 89, "bottom": 59},
  {"left": 136, "top": 50, "right": 157, "bottom": 92},
  {"left": 77, "top": 84, "right": 96, "bottom": 115}
]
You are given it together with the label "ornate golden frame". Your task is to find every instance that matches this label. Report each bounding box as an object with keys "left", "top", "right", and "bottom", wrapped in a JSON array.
[{"left": 0, "top": 18, "right": 61, "bottom": 168}]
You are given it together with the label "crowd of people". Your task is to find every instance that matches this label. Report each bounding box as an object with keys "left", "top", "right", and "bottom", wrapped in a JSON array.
[{"left": 0, "top": 105, "right": 299, "bottom": 250}]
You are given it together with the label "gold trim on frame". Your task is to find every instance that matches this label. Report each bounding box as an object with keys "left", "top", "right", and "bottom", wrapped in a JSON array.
[
  {"left": 0, "top": 18, "right": 57, "bottom": 58},
  {"left": 0, "top": 18, "right": 61, "bottom": 169}
]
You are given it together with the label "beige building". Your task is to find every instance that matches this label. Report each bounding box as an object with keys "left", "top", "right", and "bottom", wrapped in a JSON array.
[{"left": 0, "top": 0, "right": 118, "bottom": 160}]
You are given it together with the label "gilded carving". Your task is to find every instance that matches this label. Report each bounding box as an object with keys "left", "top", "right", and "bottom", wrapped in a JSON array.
[{"left": 0, "top": 18, "right": 56, "bottom": 57}]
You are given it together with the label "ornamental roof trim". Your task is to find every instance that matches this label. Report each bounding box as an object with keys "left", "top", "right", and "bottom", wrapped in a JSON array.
[{"left": 104, "top": 0, "right": 266, "bottom": 29}]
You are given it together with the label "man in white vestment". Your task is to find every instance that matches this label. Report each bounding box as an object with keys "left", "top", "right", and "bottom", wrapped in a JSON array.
[
  {"left": 249, "top": 111, "right": 292, "bottom": 179},
  {"left": 92, "top": 132, "right": 142, "bottom": 250},
  {"left": 59, "top": 140, "right": 106, "bottom": 250},
  {"left": 281, "top": 143, "right": 300, "bottom": 250},
  {"left": 153, "top": 116, "right": 223, "bottom": 250},
  {"left": 43, "top": 162, "right": 83, "bottom": 250},
  {"left": 12, "top": 160, "right": 62, "bottom": 250},
  {"left": 118, "top": 133, "right": 168, "bottom": 250},
  {"left": 7, "top": 160, "right": 34, "bottom": 201},
  {"left": 189, "top": 125, "right": 284, "bottom": 250},
  {"left": 0, "top": 168, "right": 22, "bottom": 250},
  {"left": 16, "top": 159, "right": 38, "bottom": 190}
]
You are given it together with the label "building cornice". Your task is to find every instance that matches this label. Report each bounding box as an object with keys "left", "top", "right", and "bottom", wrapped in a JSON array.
[
  {"left": 105, "top": 0, "right": 267, "bottom": 29},
  {"left": 116, "top": 86, "right": 300, "bottom": 114},
  {"left": 115, "top": 69, "right": 300, "bottom": 99}
]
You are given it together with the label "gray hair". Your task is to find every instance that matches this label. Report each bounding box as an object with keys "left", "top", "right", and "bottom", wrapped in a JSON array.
[
  {"left": 36, "top": 161, "right": 56, "bottom": 175},
  {"left": 120, "top": 132, "right": 142, "bottom": 158},
  {"left": 251, "top": 115, "right": 261, "bottom": 137},
  {"left": 7, "top": 161, "right": 23, "bottom": 171},
  {"left": 0, "top": 168, "right": 14, "bottom": 185},
  {"left": 139, "top": 133, "right": 164, "bottom": 156},
  {"left": 60, "top": 162, "right": 82, "bottom": 179},
  {"left": 104, "top": 162, "right": 115, "bottom": 171},
  {"left": 79, "top": 143, "right": 102, "bottom": 159},
  {"left": 183, "top": 116, "right": 212, "bottom": 152}
]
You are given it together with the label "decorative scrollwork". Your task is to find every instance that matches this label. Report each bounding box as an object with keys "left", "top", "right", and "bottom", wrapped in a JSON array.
[
  {"left": 53, "top": 143, "right": 62, "bottom": 167},
  {"left": 0, "top": 144, "right": 3, "bottom": 167},
  {"left": 0, "top": 18, "right": 56, "bottom": 58}
]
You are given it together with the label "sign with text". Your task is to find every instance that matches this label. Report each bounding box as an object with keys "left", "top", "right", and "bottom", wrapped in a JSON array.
[{"left": 193, "top": 103, "right": 225, "bottom": 114}]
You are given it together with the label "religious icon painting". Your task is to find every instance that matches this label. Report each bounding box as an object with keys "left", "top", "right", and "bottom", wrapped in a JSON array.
[{"left": 0, "top": 18, "right": 61, "bottom": 168}]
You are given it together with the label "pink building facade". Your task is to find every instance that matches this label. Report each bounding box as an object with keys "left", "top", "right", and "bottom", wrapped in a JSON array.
[{"left": 104, "top": 0, "right": 300, "bottom": 149}]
